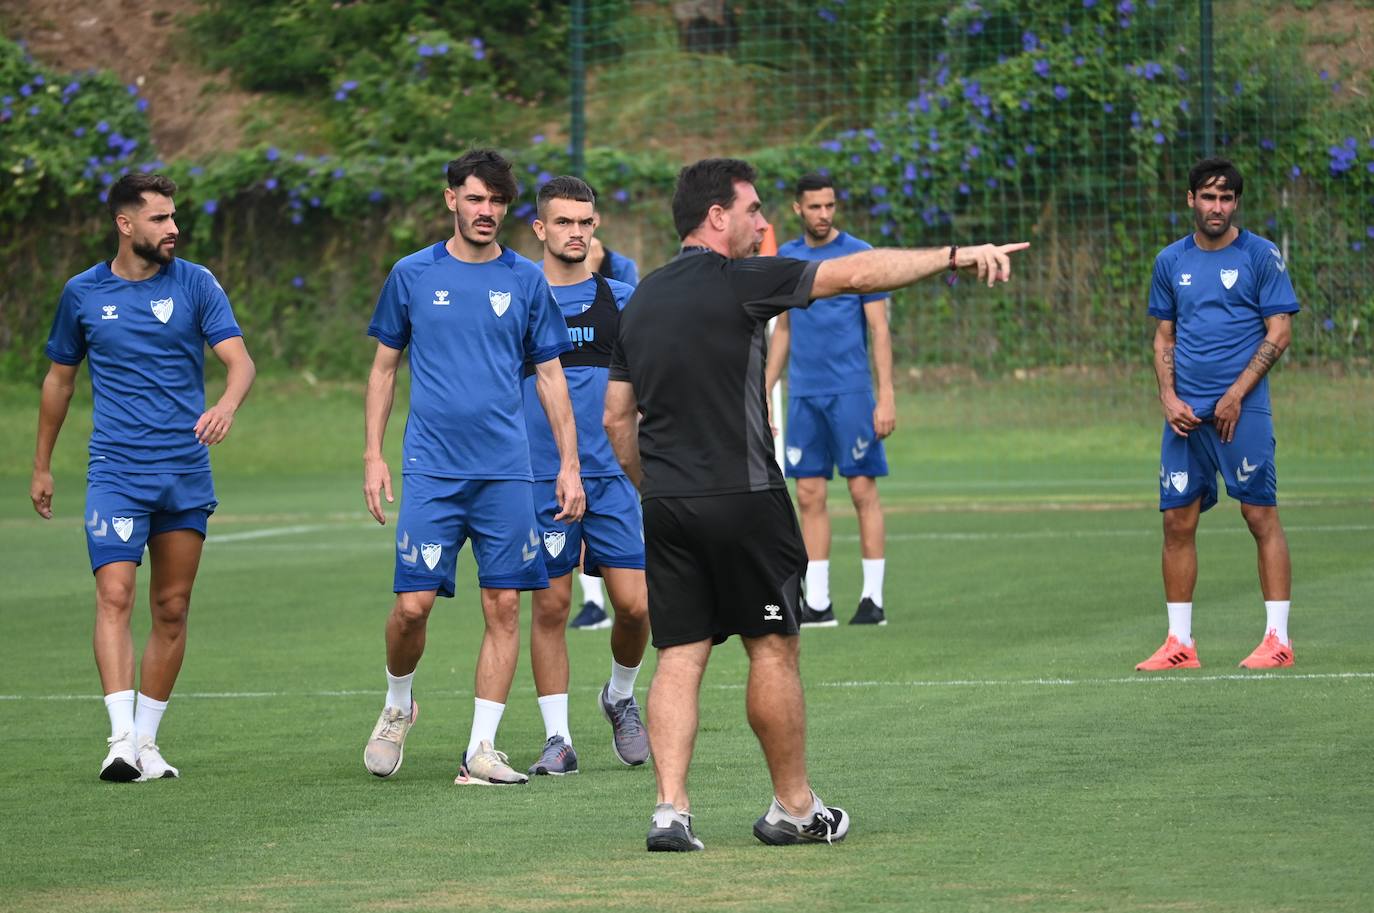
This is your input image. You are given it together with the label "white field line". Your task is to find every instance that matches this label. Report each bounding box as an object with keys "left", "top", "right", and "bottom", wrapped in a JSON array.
[{"left": 4, "top": 672, "right": 1372, "bottom": 702}]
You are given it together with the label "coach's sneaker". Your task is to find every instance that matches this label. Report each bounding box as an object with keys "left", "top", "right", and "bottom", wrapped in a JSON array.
[
  {"left": 454, "top": 741, "right": 529, "bottom": 785},
  {"left": 100, "top": 731, "right": 140, "bottom": 782},
  {"left": 528, "top": 735, "right": 579, "bottom": 776},
  {"left": 646, "top": 802, "right": 704, "bottom": 852},
  {"left": 570, "top": 600, "right": 612, "bottom": 630},
  {"left": 848, "top": 597, "right": 886, "bottom": 626},
  {"left": 136, "top": 736, "right": 180, "bottom": 781},
  {"left": 1239, "top": 629, "right": 1294, "bottom": 669},
  {"left": 600, "top": 683, "right": 650, "bottom": 766},
  {"left": 364, "top": 699, "right": 419, "bottom": 778},
  {"left": 799, "top": 603, "right": 838, "bottom": 627},
  {"left": 1135, "top": 634, "right": 1201, "bottom": 671},
  {"left": 753, "top": 794, "right": 850, "bottom": 845}
]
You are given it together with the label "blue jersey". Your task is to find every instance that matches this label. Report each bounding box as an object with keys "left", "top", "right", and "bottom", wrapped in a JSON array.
[
  {"left": 1148, "top": 230, "right": 1300, "bottom": 416},
  {"left": 368, "top": 243, "right": 570, "bottom": 480},
  {"left": 776, "top": 232, "right": 886, "bottom": 396},
  {"left": 598, "top": 249, "right": 639, "bottom": 287},
  {"left": 44, "top": 258, "right": 242, "bottom": 474},
  {"left": 522, "top": 276, "right": 634, "bottom": 480}
]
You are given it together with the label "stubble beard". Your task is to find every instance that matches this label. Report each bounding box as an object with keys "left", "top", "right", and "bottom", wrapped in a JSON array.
[{"left": 133, "top": 238, "right": 174, "bottom": 266}]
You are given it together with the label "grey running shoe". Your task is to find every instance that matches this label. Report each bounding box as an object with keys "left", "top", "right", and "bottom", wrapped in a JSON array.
[
  {"left": 753, "top": 795, "right": 850, "bottom": 845},
  {"left": 646, "top": 802, "right": 704, "bottom": 852},
  {"left": 364, "top": 700, "right": 418, "bottom": 778},
  {"left": 599, "top": 683, "right": 650, "bottom": 766},
  {"left": 570, "top": 601, "right": 612, "bottom": 630},
  {"left": 528, "top": 735, "right": 579, "bottom": 776},
  {"left": 100, "top": 732, "right": 140, "bottom": 782},
  {"left": 848, "top": 597, "right": 887, "bottom": 626},
  {"left": 800, "top": 603, "right": 838, "bottom": 627},
  {"left": 136, "top": 736, "right": 180, "bottom": 780},
  {"left": 454, "top": 740, "right": 529, "bottom": 785}
]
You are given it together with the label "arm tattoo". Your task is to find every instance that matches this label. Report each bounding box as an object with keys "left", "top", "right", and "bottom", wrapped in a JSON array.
[
  {"left": 1245, "top": 340, "right": 1284, "bottom": 377},
  {"left": 1162, "top": 345, "right": 1175, "bottom": 383}
]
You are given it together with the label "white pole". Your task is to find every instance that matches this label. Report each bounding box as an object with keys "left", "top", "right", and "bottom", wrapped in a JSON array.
[{"left": 768, "top": 315, "right": 786, "bottom": 469}]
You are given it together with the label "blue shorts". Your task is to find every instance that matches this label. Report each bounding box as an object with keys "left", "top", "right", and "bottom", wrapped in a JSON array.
[
  {"left": 535, "top": 475, "right": 645, "bottom": 578},
  {"left": 394, "top": 475, "right": 548, "bottom": 597},
  {"left": 84, "top": 470, "right": 217, "bottom": 573},
  {"left": 1159, "top": 414, "right": 1278, "bottom": 513},
  {"left": 784, "top": 391, "right": 888, "bottom": 480}
]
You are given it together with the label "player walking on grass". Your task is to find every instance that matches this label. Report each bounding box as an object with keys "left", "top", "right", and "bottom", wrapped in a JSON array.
[
  {"left": 520, "top": 176, "right": 651, "bottom": 777},
  {"left": 766, "top": 173, "right": 895, "bottom": 627},
  {"left": 605, "top": 157, "right": 1027, "bottom": 851},
  {"left": 31, "top": 172, "right": 256, "bottom": 782},
  {"left": 1137, "top": 157, "right": 1300, "bottom": 672},
  {"left": 361, "top": 150, "right": 585, "bottom": 785}
]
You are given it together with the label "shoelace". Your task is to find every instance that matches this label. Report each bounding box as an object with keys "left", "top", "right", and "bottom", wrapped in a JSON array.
[
  {"left": 611, "top": 699, "right": 643, "bottom": 736},
  {"left": 377, "top": 708, "right": 408, "bottom": 741},
  {"left": 802, "top": 810, "right": 838, "bottom": 844}
]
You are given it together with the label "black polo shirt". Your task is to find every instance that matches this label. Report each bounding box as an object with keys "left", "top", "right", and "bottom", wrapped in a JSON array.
[{"left": 609, "top": 247, "right": 818, "bottom": 500}]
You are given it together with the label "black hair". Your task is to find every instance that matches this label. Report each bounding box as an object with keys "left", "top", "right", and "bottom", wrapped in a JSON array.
[
  {"left": 108, "top": 172, "right": 177, "bottom": 220},
  {"left": 1188, "top": 157, "right": 1244, "bottom": 197},
  {"left": 795, "top": 172, "right": 834, "bottom": 198},
  {"left": 537, "top": 175, "right": 596, "bottom": 217},
  {"left": 446, "top": 149, "right": 518, "bottom": 202},
  {"left": 671, "top": 158, "right": 757, "bottom": 240}
]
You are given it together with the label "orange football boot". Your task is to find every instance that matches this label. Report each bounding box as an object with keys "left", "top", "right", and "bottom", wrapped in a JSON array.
[
  {"left": 1135, "top": 634, "right": 1201, "bottom": 671},
  {"left": 1239, "top": 629, "right": 1294, "bottom": 669}
]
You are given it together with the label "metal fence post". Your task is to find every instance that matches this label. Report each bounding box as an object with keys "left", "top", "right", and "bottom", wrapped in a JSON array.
[{"left": 571, "top": 0, "right": 587, "bottom": 177}]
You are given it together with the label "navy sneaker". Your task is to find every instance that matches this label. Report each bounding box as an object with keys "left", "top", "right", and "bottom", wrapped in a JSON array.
[
  {"left": 799, "top": 603, "right": 838, "bottom": 627},
  {"left": 570, "top": 600, "right": 612, "bottom": 630},
  {"left": 527, "top": 735, "right": 579, "bottom": 776},
  {"left": 848, "top": 598, "right": 886, "bottom": 626}
]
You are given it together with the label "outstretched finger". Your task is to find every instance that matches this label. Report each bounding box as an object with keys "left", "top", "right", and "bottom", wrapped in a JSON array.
[{"left": 999, "top": 241, "right": 1032, "bottom": 255}]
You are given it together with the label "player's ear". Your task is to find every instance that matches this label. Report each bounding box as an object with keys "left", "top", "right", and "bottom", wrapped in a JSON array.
[
  {"left": 443, "top": 186, "right": 458, "bottom": 212},
  {"left": 114, "top": 212, "right": 133, "bottom": 237},
  {"left": 792, "top": 200, "right": 802, "bottom": 217},
  {"left": 531, "top": 219, "right": 547, "bottom": 241}
]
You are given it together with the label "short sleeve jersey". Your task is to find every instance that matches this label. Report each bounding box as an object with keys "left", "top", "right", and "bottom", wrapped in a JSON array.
[
  {"left": 522, "top": 275, "right": 635, "bottom": 480},
  {"left": 44, "top": 258, "right": 242, "bottom": 474},
  {"left": 368, "top": 243, "right": 571, "bottom": 479},
  {"left": 610, "top": 249, "right": 819, "bottom": 500},
  {"left": 597, "top": 249, "right": 640, "bottom": 287},
  {"left": 776, "top": 231, "right": 886, "bottom": 396},
  {"left": 1148, "top": 230, "right": 1300, "bottom": 416}
]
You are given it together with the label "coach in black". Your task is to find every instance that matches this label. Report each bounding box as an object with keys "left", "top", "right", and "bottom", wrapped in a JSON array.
[{"left": 605, "top": 158, "right": 1027, "bottom": 851}]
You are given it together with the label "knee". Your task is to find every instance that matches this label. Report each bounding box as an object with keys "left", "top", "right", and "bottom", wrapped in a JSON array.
[
  {"left": 796, "top": 482, "right": 827, "bottom": 513},
  {"left": 531, "top": 594, "right": 569, "bottom": 630},
  {"left": 1241, "top": 504, "right": 1281, "bottom": 539},
  {"left": 849, "top": 478, "right": 880, "bottom": 511},
  {"left": 483, "top": 592, "right": 521, "bottom": 636},
  {"left": 150, "top": 590, "right": 191, "bottom": 628},
  {"left": 95, "top": 577, "right": 136, "bottom": 618},
  {"left": 1161, "top": 511, "right": 1198, "bottom": 546},
  {"left": 612, "top": 594, "right": 649, "bottom": 626},
  {"left": 392, "top": 593, "right": 434, "bottom": 631}
]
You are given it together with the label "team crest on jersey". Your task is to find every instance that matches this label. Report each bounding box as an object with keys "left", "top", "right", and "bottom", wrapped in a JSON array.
[
  {"left": 786, "top": 446, "right": 802, "bottom": 466},
  {"left": 432, "top": 290, "right": 450, "bottom": 306},
  {"left": 543, "top": 530, "right": 566, "bottom": 558},
  {"left": 489, "top": 289, "right": 511, "bottom": 317},
  {"left": 1169, "top": 471, "right": 1189, "bottom": 494},
  {"left": 150, "top": 297, "right": 174, "bottom": 323},
  {"left": 1268, "top": 247, "right": 1287, "bottom": 272},
  {"left": 1219, "top": 269, "right": 1238, "bottom": 290},
  {"left": 420, "top": 542, "right": 442, "bottom": 570},
  {"left": 112, "top": 517, "right": 134, "bottom": 542}
]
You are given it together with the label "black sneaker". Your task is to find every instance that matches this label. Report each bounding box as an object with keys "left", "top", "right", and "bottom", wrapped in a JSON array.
[
  {"left": 569, "top": 600, "right": 611, "bottom": 630},
  {"left": 753, "top": 796, "right": 850, "bottom": 845},
  {"left": 848, "top": 597, "right": 886, "bottom": 626},
  {"left": 799, "top": 603, "right": 838, "bottom": 628},
  {"left": 646, "top": 802, "right": 704, "bottom": 851}
]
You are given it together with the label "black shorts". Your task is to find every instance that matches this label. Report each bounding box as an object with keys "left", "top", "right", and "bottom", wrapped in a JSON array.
[{"left": 642, "top": 489, "right": 807, "bottom": 648}]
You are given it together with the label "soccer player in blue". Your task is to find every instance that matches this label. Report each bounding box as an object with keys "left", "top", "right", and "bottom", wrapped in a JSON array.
[
  {"left": 1136, "top": 158, "right": 1300, "bottom": 672},
  {"left": 361, "top": 150, "right": 585, "bottom": 785},
  {"left": 520, "top": 176, "right": 651, "bottom": 776},
  {"left": 30, "top": 173, "right": 256, "bottom": 782},
  {"left": 765, "top": 173, "right": 894, "bottom": 627}
]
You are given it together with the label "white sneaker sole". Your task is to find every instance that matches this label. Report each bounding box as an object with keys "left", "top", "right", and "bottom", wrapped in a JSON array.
[
  {"left": 453, "top": 771, "right": 529, "bottom": 786},
  {"left": 800, "top": 619, "right": 839, "bottom": 628}
]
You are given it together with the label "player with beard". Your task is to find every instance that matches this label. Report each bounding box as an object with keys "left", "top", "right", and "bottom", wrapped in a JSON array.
[
  {"left": 362, "top": 150, "right": 585, "bottom": 785},
  {"left": 519, "top": 176, "right": 650, "bottom": 776},
  {"left": 1137, "top": 157, "right": 1301, "bottom": 672},
  {"left": 32, "top": 172, "right": 256, "bottom": 781},
  {"left": 766, "top": 173, "right": 895, "bottom": 627}
]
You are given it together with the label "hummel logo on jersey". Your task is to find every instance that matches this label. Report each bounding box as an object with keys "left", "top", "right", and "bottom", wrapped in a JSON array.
[
  {"left": 397, "top": 531, "right": 418, "bottom": 565},
  {"left": 1219, "top": 269, "right": 1239, "bottom": 290},
  {"left": 112, "top": 517, "right": 134, "bottom": 542},
  {"left": 1236, "top": 457, "right": 1260, "bottom": 483},
  {"left": 763, "top": 604, "right": 783, "bottom": 622},
  {"left": 786, "top": 446, "right": 802, "bottom": 466},
  {"left": 87, "top": 510, "right": 108, "bottom": 538},
  {"left": 543, "top": 530, "right": 566, "bottom": 558},
  {"left": 420, "top": 542, "right": 442, "bottom": 570},
  {"left": 432, "top": 290, "right": 450, "bottom": 306},
  {"left": 150, "top": 297, "right": 174, "bottom": 324},
  {"left": 1269, "top": 247, "right": 1287, "bottom": 272},
  {"left": 490, "top": 289, "right": 512, "bottom": 317},
  {"left": 1178, "top": 274, "right": 1191, "bottom": 286},
  {"left": 1159, "top": 464, "right": 1168, "bottom": 490},
  {"left": 851, "top": 437, "right": 872, "bottom": 461},
  {"left": 1169, "top": 471, "right": 1189, "bottom": 494},
  {"left": 521, "top": 528, "right": 539, "bottom": 562},
  {"left": 102, "top": 304, "right": 119, "bottom": 320}
]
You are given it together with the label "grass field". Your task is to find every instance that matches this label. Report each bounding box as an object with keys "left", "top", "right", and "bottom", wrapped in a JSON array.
[{"left": 1, "top": 370, "right": 1371, "bottom": 913}]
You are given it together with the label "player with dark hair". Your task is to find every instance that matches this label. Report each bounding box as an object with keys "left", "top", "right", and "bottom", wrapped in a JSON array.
[
  {"left": 361, "top": 149, "right": 585, "bottom": 785},
  {"left": 1137, "top": 157, "right": 1301, "bottom": 672},
  {"left": 766, "top": 172, "right": 895, "bottom": 627},
  {"left": 32, "top": 172, "right": 256, "bottom": 781},
  {"left": 605, "top": 157, "right": 1026, "bottom": 850},
  {"left": 520, "top": 175, "right": 651, "bottom": 776}
]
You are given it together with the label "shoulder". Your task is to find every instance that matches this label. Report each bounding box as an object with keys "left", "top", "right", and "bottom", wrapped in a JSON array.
[
  {"left": 389, "top": 242, "right": 446, "bottom": 280},
  {"left": 1154, "top": 235, "right": 1191, "bottom": 267},
  {"left": 606, "top": 277, "right": 635, "bottom": 307},
  {"left": 836, "top": 231, "right": 874, "bottom": 253},
  {"left": 776, "top": 237, "right": 807, "bottom": 257},
  {"left": 1238, "top": 230, "right": 1286, "bottom": 267},
  {"left": 170, "top": 258, "right": 225, "bottom": 294},
  {"left": 63, "top": 263, "right": 106, "bottom": 300},
  {"left": 498, "top": 247, "right": 541, "bottom": 277}
]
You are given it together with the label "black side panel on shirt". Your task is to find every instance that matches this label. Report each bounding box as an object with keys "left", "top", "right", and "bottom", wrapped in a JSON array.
[{"left": 523, "top": 273, "right": 619, "bottom": 377}]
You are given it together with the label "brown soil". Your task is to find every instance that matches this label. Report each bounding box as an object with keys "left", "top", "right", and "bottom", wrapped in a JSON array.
[{"left": 1269, "top": 0, "right": 1374, "bottom": 95}]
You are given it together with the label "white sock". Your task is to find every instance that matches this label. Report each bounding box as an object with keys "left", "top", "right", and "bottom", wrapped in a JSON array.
[
  {"left": 1166, "top": 602, "right": 1193, "bottom": 646},
  {"left": 537, "top": 693, "right": 571, "bottom": 744},
  {"left": 805, "top": 560, "right": 830, "bottom": 610},
  {"left": 579, "top": 573, "right": 605, "bottom": 609},
  {"left": 104, "top": 690, "right": 135, "bottom": 740},
  {"left": 134, "top": 693, "right": 168, "bottom": 744},
  {"left": 861, "top": 558, "right": 885, "bottom": 607},
  {"left": 607, "top": 660, "right": 640, "bottom": 703},
  {"left": 1265, "top": 600, "right": 1291, "bottom": 645},
  {"left": 385, "top": 667, "right": 414, "bottom": 712},
  {"left": 466, "top": 698, "right": 506, "bottom": 763}
]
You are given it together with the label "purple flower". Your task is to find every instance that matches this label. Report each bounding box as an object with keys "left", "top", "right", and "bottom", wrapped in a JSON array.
[
  {"left": 986, "top": 177, "right": 999, "bottom": 188},
  {"left": 418, "top": 44, "right": 434, "bottom": 57},
  {"left": 1153, "top": 132, "right": 1166, "bottom": 145},
  {"left": 1118, "top": 0, "right": 1135, "bottom": 11},
  {"left": 309, "top": 196, "right": 321, "bottom": 208},
  {"left": 1290, "top": 165, "right": 1301, "bottom": 178},
  {"left": 868, "top": 139, "right": 883, "bottom": 153},
  {"left": 1020, "top": 99, "right": 1032, "bottom": 111},
  {"left": 903, "top": 162, "right": 917, "bottom": 181},
  {"left": 818, "top": 7, "right": 836, "bottom": 22},
  {"left": 1366, "top": 226, "right": 1374, "bottom": 239},
  {"left": 1024, "top": 143, "right": 1037, "bottom": 155},
  {"left": 1323, "top": 318, "right": 1336, "bottom": 330},
  {"left": 436, "top": 44, "right": 449, "bottom": 55},
  {"left": 342, "top": 80, "right": 359, "bottom": 91},
  {"left": 850, "top": 154, "right": 862, "bottom": 165},
  {"left": 190, "top": 166, "right": 204, "bottom": 176},
  {"left": 25, "top": 104, "right": 38, "bottom": 116},
  {"left": 536, "top": 170, "right": 552, "bottom": 184},
  {"left": 96, "top": 120, "right": 109, "bottom": 133},
  {"left": 369, "top": 190, "right": 384, "bottom": 203},
  {"left": 1022, "top": 31, "right": 1039, "bottom": 52},
  {"left": 203, "top": 199, "right": 218, "bottom": 214},
  {"left": 73, "top": 126, "right": 86, "bottom": 137},
  {"left": 291, "top": 213, "right": 303, "bottom": 225},
  {"left": 532, "top": 133, "right": 545, "bottom": 144},
  {"left": 1354, "top": 242, "right": 1364, "bottom": 252},
  {"left": 292, "top": 275, "right": 305, "bottom": 288},
  {"left": 1103, "top": 102, "right": 1115, "bottom": 113},
  {"left": 334, "top": 91, "right": 347, "bottom": 102},
  {"left": 126, "top": 83, "right": 138, "bottom": 95},
  {"left": 1179, "top": 99, "right": 1190, "bottom": 113},
  {"left": 265, "top": 178, "right": 279, "bottom": 190},
  {"left": 1319, "top": 69, "right": 1329, "bottom": 81},
  {"left": 1004, "top": 155, "right": 1017, "bottom": 168},
  {"left": 819, "top": 139, "right": 842, "bottom": 153},
  {"left": 266, "top": 147, "right": 280, "bottom": 162},
  {"left": 19, "top": 83, "right": 32, "bottom": 97},
  {"left": 136, "top": 98, "right": 149, "bottom": 112},
  {"left": 1074, "top": 55, "right": 1085, "bottom": 67},
  {"left": 1084, "top": 0, "right": 1096, "bottom": 7},
  {"left": 613, "top": 189, "right": 629, "bottom": 203},
  {"left": 1260, "top": 138, "right": 1276, "bottom": 151},
  {"left": 958, "top": 182, "right": 970, "bottom": 195},
  {"left": 871, "top": 185, "right": 887, "bottom": 197},
  {"left": 33, "top": 75, "right": 45, "bottom": 86},
  {"left": 107, "top": 132, "right": 125, "bottom": 149},
  {"left": 1033, "top": 59, "right": 1051, "bottom": 78},
  {"left": 1054, "top": 85, "right": 1069, "bottom": 101}
]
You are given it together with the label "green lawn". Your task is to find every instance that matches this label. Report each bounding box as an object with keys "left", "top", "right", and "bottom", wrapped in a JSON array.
[{"left": 1, "top": 371, "right": 1371, "bottom": 912}]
